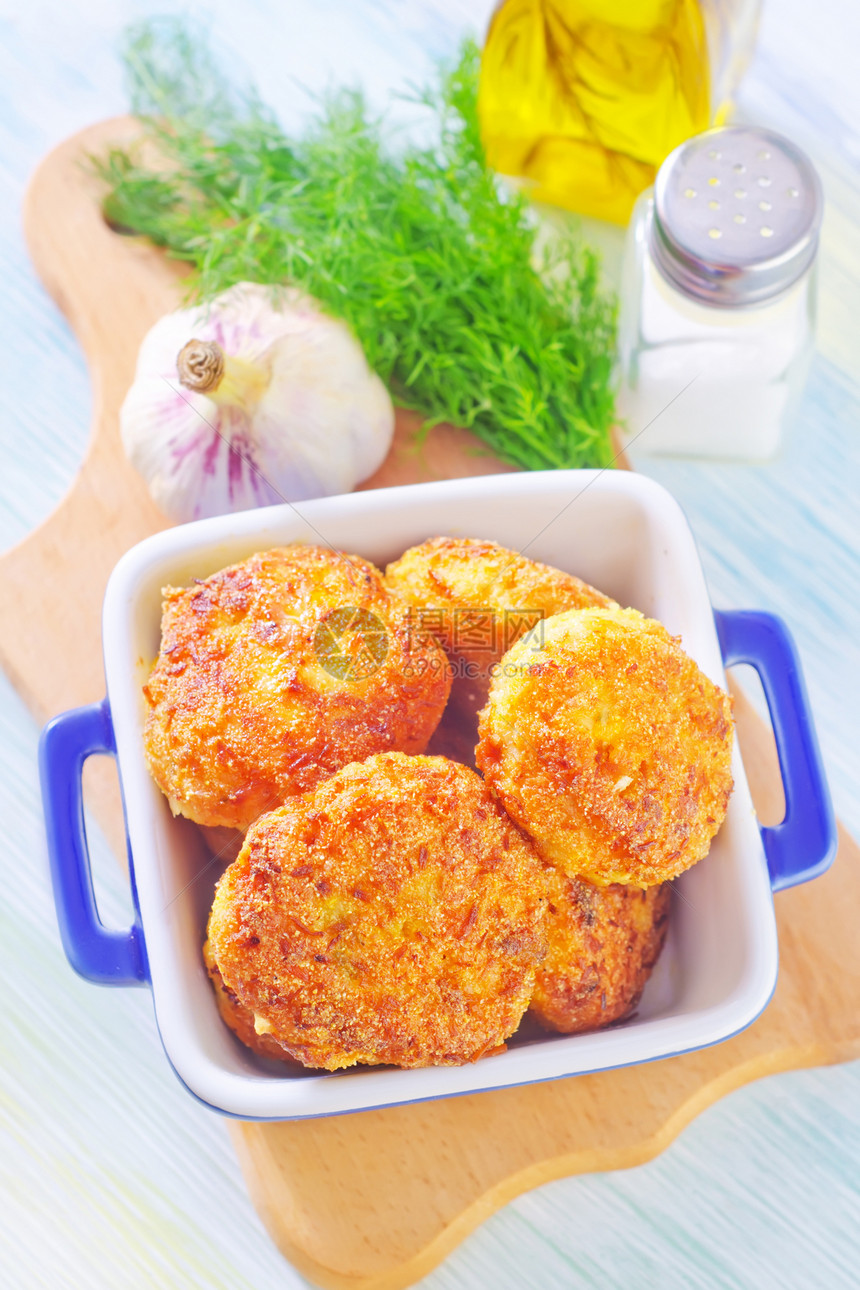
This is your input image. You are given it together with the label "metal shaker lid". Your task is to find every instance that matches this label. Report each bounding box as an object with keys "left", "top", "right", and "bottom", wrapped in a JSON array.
[{"left": 651, "top": 126, "right": 823, "bottom": 307}]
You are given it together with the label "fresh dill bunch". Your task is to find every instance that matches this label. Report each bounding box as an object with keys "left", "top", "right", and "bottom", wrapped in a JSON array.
[{"left": 97, "top": 17, "right": 617, "bottom": 470}]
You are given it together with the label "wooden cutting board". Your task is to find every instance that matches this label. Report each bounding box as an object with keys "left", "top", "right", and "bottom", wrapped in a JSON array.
[{"left": 8, "top": 118, "right": 860, "bottom": 1290}]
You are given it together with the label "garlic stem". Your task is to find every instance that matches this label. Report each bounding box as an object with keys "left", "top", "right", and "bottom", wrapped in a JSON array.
[
  {"left": 177, "top": 339, "right": 224, "bottom": 392},
  {"left": 177, "top": 338, "right": 270, "bottom": 409}
]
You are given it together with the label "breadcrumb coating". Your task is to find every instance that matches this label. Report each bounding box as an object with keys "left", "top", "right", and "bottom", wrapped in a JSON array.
[
  {"left": 203, "top": 940, "right": 302, "bottom": 1065},
  {"left": 385, "top": 536, "right": 616, "bottom": 718},
  {"left": 529, "top": 872, "right": 671, "bottom": 1033},
  {"left": 206, "top": 753, "right": 547, "bottom": 1070},
  {"left": 476, "top": 607, "right": 734, "bottom": 886},
  {"left": 143, "top": 545, "right": 451, "bottom": 831}
]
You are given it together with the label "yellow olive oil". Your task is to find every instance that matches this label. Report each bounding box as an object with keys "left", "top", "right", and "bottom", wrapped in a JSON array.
[{"left": 478, "top": 0, "right": 759, "bottom": 224}]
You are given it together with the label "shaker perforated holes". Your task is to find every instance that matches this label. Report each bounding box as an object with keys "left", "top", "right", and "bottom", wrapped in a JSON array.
[{"left": 653, "top": 128, "right": 823, "bottom": 305}]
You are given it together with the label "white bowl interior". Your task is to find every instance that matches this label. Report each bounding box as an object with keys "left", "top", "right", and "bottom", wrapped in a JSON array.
[{"left": 103, "top": 471, "right": 778, "bottom": 1118}]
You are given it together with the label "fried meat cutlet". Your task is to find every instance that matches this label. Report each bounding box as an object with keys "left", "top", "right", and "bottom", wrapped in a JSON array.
[
  {"left": 476, "top": 607, "right": 734, "bottom": 887},
  {"left": 203, "top": 939, "right": 302, "bottom": 1064},
  {"left": 529, "top": 873, "right": 671, "bottom": 1033},
  {"left": 143, "top": 545, "right": 451, "bottom": 832},
  {"left": 385, "top": 537, "right": 616, "bottom": 719},
  {"left": 206, "top": 753, "right": 548, "bottom": 1070}
]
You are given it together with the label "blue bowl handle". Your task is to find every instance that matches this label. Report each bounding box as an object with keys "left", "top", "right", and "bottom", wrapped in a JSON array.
[
  {"left": 714, "top": 609, "right": 837, "bottom": 892},
  {"left": 39, "top": 699, "right": 149, "bottom": 985}
]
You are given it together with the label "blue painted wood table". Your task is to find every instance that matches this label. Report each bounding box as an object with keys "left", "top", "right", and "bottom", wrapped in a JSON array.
[{"left": 1, "top": 2, "right": 858, "bottom": 1288}]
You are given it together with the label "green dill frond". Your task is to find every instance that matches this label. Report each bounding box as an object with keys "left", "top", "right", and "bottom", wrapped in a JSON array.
[{"left": 95, "top": 19, "right": 617, "bottom": 471}]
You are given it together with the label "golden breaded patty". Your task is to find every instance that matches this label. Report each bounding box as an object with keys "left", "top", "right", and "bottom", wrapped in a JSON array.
[
  {"left": 385, "top": 537, "right": 616, "bottom": 718},
  {"left": 143, "top": 545, "right": 451, "bottom": 831},
  {"left": 476, "top": 607, "right": 734, "bottom": 887},
  {"left": 203, "top": 940, "right": 301, "bottom": 1064},
  {"left": 529, "top": 872, "right": 671, "bottom": 1033},
  {"left": 206, "top": 753, "right": 547, "bottom": 1071}
]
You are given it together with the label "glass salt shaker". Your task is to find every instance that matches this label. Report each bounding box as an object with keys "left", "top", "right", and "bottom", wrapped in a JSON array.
[{"left": 616, "top": 126, "right": 823, "bottom": 459}]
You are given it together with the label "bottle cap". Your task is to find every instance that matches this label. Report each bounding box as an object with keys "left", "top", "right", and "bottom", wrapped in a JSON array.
[{"left": 651, "top": 126, "right": 823, "bottom": 307}]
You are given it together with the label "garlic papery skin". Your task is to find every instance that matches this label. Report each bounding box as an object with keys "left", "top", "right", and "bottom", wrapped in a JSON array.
[{"left": 120, "top": 282, "right": 395, "bottom": 522}]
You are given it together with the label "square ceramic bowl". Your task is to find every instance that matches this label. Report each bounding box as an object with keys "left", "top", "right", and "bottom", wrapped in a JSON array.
[{"left": 40, "top": 471, "right": 835, "bottom": 1119}]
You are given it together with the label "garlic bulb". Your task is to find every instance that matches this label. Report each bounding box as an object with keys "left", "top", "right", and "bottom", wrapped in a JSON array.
[{"left": 120, "top": 282, "right": 394, "bottom": 521}]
